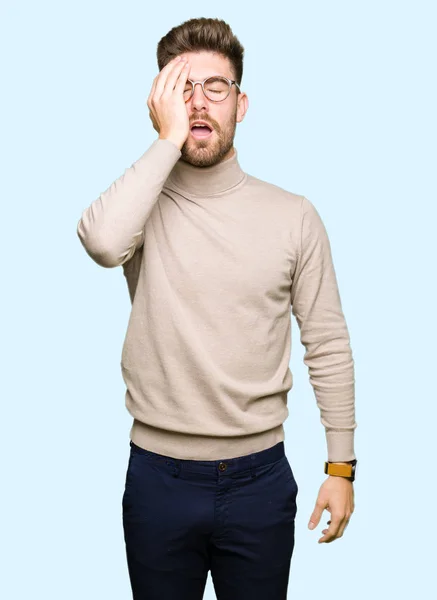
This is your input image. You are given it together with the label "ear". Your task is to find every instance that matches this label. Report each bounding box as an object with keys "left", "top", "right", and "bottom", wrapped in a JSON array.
[{"left": 236, "top": 92, "right": 249, "bottom": 124}]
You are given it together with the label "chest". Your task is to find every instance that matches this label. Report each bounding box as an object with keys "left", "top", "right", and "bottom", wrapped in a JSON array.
[{"left": 146, "top": 191, "right": 298, "bottom": 307}]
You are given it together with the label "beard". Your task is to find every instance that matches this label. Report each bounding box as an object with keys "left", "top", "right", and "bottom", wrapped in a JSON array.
[{"left": 180, "top": 105, "right": 238, "bottom": 168}]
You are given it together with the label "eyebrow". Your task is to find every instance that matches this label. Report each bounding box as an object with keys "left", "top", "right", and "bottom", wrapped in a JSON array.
[{"left": 187, "top": 74, "right": 229, "bottom": 81}]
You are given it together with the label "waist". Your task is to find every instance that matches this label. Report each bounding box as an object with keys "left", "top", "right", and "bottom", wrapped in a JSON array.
[{"left": 129, "top": 418, "right": 285, "bottom": 461}]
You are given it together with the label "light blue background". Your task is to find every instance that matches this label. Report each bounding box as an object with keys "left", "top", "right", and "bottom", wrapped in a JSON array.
[{"left": 2, "top": 0, "right": 435, "bottom": 598}]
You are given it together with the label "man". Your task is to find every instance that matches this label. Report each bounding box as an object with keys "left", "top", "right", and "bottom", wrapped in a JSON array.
[{"left": 77, "top": 17, "right": 357, "bottom": 600}]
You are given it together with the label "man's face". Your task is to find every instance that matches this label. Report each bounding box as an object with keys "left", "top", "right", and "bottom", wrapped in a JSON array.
[{"left": 178, "top": 51, "right": 248, "bottom": 167}]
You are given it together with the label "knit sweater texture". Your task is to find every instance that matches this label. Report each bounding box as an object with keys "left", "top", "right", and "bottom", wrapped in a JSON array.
[{"left": 77, "top": 138, "right": 357, "bottom": 461}]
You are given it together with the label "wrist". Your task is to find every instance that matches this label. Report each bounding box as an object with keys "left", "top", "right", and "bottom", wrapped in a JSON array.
[
  {"left": 159, "top": 134, "right": 184, "bottom": 151},
  {"left": 324, "top": 459, "right": 357, "bottom": 482}
]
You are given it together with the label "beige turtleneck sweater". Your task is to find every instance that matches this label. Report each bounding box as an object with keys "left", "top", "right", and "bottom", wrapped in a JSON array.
[{"left": 77, "top": 138, "right": 357, "bottom": 461}]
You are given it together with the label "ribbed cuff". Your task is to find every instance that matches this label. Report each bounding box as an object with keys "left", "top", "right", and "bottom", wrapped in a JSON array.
[{"left": 325, "top": 430, "right": 356, "bottom": 462}]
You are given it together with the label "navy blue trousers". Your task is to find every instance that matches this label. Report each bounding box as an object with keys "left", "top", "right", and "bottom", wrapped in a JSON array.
[{"left": 122, "top": 439, "right": 298, "bottom": 599}]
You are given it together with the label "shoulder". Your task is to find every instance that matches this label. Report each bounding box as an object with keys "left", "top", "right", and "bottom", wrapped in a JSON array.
[{"left": 244, "top": 173, "right": 305, "bottom": 213}]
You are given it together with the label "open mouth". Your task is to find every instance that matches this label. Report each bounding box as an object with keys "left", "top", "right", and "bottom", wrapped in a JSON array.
[{"left": 190, "top": 123, "right": 213, "bottom": 139}]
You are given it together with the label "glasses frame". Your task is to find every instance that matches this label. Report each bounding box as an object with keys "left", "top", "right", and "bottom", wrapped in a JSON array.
[{"left": 184, "top": 76, "right": 241, "bottom": 103}]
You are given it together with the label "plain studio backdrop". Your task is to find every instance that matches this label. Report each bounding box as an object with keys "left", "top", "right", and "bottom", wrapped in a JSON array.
[{"left": 1, "top": 1, "right": 435, "bottom": 598}]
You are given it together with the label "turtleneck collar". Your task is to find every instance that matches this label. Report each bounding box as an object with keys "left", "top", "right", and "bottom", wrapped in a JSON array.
[{"left": 166, "top": 147, "right": 246, "bottom": 197}]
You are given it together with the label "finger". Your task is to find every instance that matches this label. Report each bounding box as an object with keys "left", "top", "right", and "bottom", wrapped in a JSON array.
[
  {"left": 336, "top": 517, "right": 351, "bottom": 539},
  {"left": 319, "top": 521, "right": 343, "bottom": 543},
  {"left": 155, "top": 56, "right": 184, "bottom": 98},
  {"left": 308, "top": 500, "right": 326, "bottom": 529},
  {"left": 175, "top": 60, "right": 191, "bottom": 93},
  {"left": 147, "top": 57, "right": 180, "bottom": 108},
  {"left": 163, "top": 58, "right": 189, "bottom": 95},
  {"left": 318, "top": 516, "right": 343, "bottom": 543},
  {"left": 147, "top": 75, "right": 158, "bottom": 110}
]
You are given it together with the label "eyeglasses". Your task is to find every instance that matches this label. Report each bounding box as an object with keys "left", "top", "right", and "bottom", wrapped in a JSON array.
[{"left": 183, "top": 76, "right": 241, "bottom": 103}]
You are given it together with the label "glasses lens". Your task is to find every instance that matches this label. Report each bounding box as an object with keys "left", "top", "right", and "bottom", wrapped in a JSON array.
[
  {"left": 204, "top": 77, "right": 230, "bottom": 101},
  {"left": 183, "top": 77, "right": 230, "bottom": 102}
]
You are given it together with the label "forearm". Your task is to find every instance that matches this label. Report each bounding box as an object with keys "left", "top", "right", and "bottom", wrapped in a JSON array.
[{"left": 77, "top": 138, "right": 181, "bottom": 267}]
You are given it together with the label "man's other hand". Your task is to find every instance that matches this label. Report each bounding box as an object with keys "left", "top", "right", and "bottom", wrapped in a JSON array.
[{"left": 308, "top": 475, "right": 355, "bottom": 543}]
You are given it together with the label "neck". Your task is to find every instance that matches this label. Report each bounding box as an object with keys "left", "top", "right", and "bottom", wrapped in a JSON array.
[{"left": 167, "top": 146, "right": 246, "bottom": 197}]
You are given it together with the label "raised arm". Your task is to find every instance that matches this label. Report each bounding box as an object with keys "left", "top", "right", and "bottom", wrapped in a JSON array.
[
  {"left": 76, "top": 139, "right": 181, "bottom": 268},
  {"left": 76, "top": 55, "right": 192, "bottom": 268}
]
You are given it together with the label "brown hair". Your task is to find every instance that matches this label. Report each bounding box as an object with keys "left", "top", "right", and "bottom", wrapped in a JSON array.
[{"left": 157, "top": 17, "right": 245, "bottom": 86}]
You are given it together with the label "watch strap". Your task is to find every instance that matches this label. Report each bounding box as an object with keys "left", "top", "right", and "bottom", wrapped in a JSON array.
[{"left": 324, "top": 459, "right": 357, "bottom": 481}]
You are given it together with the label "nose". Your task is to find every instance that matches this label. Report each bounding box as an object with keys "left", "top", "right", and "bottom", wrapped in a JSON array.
[{"left": 190, "top": 81, "right": 208, "bottom": 111}]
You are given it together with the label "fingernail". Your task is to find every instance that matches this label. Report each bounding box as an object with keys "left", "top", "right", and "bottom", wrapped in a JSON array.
[{"left": 309, "top": 522, "right": 315, "bottom": 529}]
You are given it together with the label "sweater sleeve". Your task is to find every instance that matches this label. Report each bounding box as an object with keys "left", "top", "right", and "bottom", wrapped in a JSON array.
[
  {"left": 76, "top": 138, "right": 181, "bottom": 268},
  {"left": 122, "top": 245, "right": 143, "bottom": 304},
  {"left": 290, "top": 196, "right": 357, "bottom": 462}
]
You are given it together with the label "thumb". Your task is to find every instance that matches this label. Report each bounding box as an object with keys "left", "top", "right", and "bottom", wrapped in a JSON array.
[
  {"left": 308, "top": 504, "right": 324, "bottom": 530},
  {"left": 149, "top": 110, "right": 159, "bottom": 133}
]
